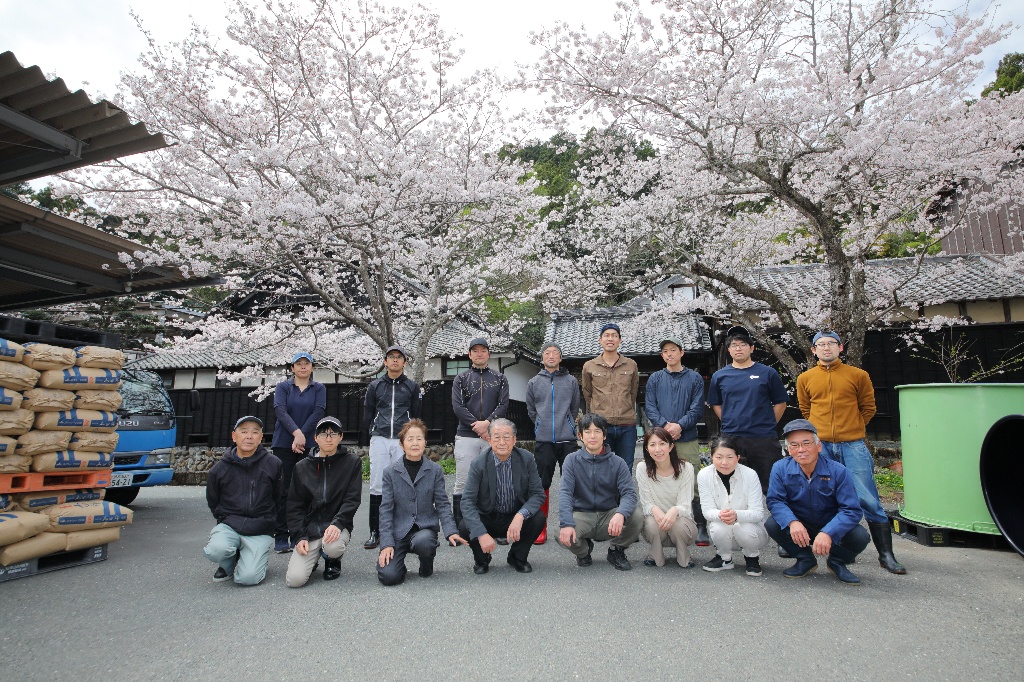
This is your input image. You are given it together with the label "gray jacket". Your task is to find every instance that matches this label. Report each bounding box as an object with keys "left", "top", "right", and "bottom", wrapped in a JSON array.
[
  {"left": 558, "top": 446, "right": 638, "bottom": 527},
  {"left": 460, "top": 447, "right": 545, "bottom": 540},
  {"left": 379, "top": 458, "right": 457, "bottom": 549},
  {"left": 525, "top": 368, "right": 580, "bottom": 443}
]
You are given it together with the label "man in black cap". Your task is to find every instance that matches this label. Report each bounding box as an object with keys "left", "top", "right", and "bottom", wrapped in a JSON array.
[
  {"left": 766, "top": 419, "right": 870, "bottom": 585},
  {"left": 362, "top": 344, "right": 422, "bottom": 549},
  {"left": 204, "top": 416, "right": 282, "bottom": 585},
  {"left": 525, "top": 341, "right": 580, "bottom": 544},
  {"left": 707, "top": 326, "right": 788, "bottom": 493},
  {"left": 451, "top": 337, "right": 509, "bottom": 528}
]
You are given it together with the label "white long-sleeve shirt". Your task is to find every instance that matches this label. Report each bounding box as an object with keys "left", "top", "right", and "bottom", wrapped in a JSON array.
[
  {"left": 697, "top": 463, "right": 765, "bottom": 524},
  {"left": 635, "top": 462, "right": 694, "bottom": 518}
]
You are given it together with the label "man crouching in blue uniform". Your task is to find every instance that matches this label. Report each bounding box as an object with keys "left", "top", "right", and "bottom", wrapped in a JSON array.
[{"left": 765, "top": 419, "right": 870, "bottom": 585}]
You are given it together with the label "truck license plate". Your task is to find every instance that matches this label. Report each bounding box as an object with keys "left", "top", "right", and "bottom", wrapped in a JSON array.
[{"left": 110, "top": 473, "right": 134, "bottom": 487}]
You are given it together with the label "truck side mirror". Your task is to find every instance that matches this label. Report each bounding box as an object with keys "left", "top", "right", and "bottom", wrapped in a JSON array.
[{"left": 189, "top": 389, "right": 201, "bottom": 411}]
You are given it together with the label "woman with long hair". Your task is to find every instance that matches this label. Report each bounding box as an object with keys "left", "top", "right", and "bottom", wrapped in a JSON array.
[{"left": 636, "top": 426, "right": 697, "bottom": 567}]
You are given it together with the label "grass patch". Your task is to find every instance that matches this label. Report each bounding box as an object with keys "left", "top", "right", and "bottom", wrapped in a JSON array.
[
  {"left": 874, "top": 469, "right": 904, "bottom": 496},
  {"left": 440, "top": 458, "right": 456, "bottom": 475}
]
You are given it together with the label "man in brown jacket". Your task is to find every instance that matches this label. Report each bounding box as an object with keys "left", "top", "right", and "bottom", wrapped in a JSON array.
[
  {"left": 582, "top": 323, "right": 639, "bottom": 470},
  {"left": 796, "top": 330, "right": 906, "bottom": 575}
]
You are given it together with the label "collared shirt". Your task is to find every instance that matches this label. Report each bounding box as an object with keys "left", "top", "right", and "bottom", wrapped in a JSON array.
[{"left": 492, "top": 452, "right": 531, "bottom": 519}]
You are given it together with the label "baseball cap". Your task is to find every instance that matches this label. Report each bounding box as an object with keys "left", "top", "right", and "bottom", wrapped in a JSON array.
[
  {"left": 468, "top": 337, "right": 489, "bottom": 351},
  {"left": 812, "top": 331, "right": 842, "bottom": 345},
  {"left": 725, "top": 326, "right": 753, "bottom": 345},
  {"left": 781, "top": 419, "right": 818, "bottom": 437},
  {"left": 233, "top": 415, "right": 264, "bottom": 430},
  {"left": 659, "top": 337, "right": 684, "bottom": 351},
  {"left": 315, "top": 416, "right": 344, "bottom": 434},
  {"left": 289, "top": 351, "right": 315, "bottom": 365},
  {"left": 599, "top": 323, "right": 621, "bottom": 336},
  {"left": 385, "top": 345, "right": 409, "bottom": 360}
]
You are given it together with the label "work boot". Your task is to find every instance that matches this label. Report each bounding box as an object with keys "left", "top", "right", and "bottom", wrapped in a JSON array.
[
  {"left": 693, "top": 500, "right": 710, "bottom": 546},
  {"left": 534, "top": 489, "right": 549, "bottom": 545},
  {"left": 777, "top": 545, "right": 792, "bottom": 559},
  {"left": 827, "top": 556, "right": 862, "bottom": 585},
  {"left": 323, "top": 557, "right": 342, "bottom": 581},
  {"left": 783, "top": 554, "right": 818, "bottom": 578},
  {"left": 363, "top": 495, "right": 381, "bottom": 549},
  {"left": 869, "top": 522, "right": 907, "bottom": 575}
]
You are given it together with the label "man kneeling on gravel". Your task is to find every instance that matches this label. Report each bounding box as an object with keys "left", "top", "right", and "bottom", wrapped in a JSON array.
[
  {"left": 558, "top": 413, "right": 643, "bottom": 571},
  {"left": 204, "top": 416, "right": 282, "bottom": 585}
]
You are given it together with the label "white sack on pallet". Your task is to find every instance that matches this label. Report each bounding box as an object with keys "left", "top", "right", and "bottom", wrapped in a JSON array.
[
  {"left": 21, "top": 388, "right": 75, "bottom": 412},
  {"left": 32, "top": 450, "right": 113, "bottom": 472},
  {"left": 45, "top": 501, "right": 133, "bottom": 532},
  {"left": 69, "top": 431, "right": 119, "bottom": 452},
  {"left": 15, "top": 430, "right": 71, "bottom": 456},
  {"left": 0, "top": 409, "right": 33, "bottom": 436},
  {"left": 15, "top": 488, "right": 104, "bottom": 512},
  {"left": 0, "top": 362, "right": 38, "bottom": 391},
  {"left": 0, "top": 387, "right": 22, "bottom": 411},
  {"left": 74, "top": 346, "right": 125, "bottom": 370},
  {"left": 33, "top": 410, "right": 118, "bottom": 433},
  {"left": 64, "top": 526, "right": 120, "bottom": 551},
  {"left": 0, "top": 511, "right": 51, "bottom": 546},
  {"left": 21, "top": 343, "right": 76, "bottom": 371},
  {"left": 0, "top": 532, "right": 67, "bottom": 566},
  {"left": 73, "top": 389, "right": 122, "bottom": 411},
  {"left": 38, "top": 368, "right": 121, "bottom": 390},
  {"left": 0, "top": 454, "right": 31, "bottom": 473},
  {"left": 0, "top": 435, "right": 16, "bottom": 455}
]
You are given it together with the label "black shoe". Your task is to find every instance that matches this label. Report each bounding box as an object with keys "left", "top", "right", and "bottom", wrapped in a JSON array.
[
  {"left": 702, "top": 554, "right": 735, "bottom": 572},
  {"left": 323, "top": 557, "right": 341, "bottom": 581},
  {"left": 213, "top": 566, "right": 231, "bottom": 582},
  {"left": 495, "top": 537, "right": 509, "bottom": 546},
  {"left": 507, "top": 555, "right": 533, "bottom": 573},
  {"left": 777, "top": 545, "right": 792, "bottom": 559},
  {"left": 274, "top": 536, "right": 292, "bottom": 554},
  {"left": 827, "top": 557, "right": 861, "bottom": 585},
  {"left": 418, "top": 556, "right": 434, "bottom": 578},
  {"left": 744, "top": 556, "right": 763, "bottom": 577},
  {"left": 607, "top": 546, "right": 632, "bottom": 571},
  {"left": 577, "top": 539, "right": 594, "bottom": 567},
  {"left": 473, "top": 562, "right": 489, "bottom": 575},
  {"left": 695, "top": 523, "right": 711, "bottom": 547},
  {"left": 363, "top": 531, "right": 380, "bottom": 550},
  {"left": 643, "top": 558, "right": 657, "bottom": 567},
  {"left": 783, "top": 556, "right": 818, "bottom": 578}
]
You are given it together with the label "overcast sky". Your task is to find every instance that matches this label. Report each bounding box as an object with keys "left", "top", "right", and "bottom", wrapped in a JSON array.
[{"left": 1, "top": 1, "right": 1020, "bottom": 117}]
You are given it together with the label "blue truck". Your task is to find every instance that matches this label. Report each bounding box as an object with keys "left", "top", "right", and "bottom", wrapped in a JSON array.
[{"left": 104, "top": 368, "right": 197, "bottom": 506}]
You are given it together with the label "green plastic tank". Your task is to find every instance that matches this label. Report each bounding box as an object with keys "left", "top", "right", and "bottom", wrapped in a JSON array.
[{"left": 897, "top": 383, "right": 1024, "bottom": 534}]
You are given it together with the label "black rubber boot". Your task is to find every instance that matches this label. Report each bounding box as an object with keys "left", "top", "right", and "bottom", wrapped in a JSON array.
[
  {"left": 363, "top": 495, "right": 381, "bottom": 549},
  {"left": 869, "top": 521, "right": 907, "bottom": 575},
  {"left": 452, "top": 494, "right": 463, "bottom": 530},
  {"left": 693, "top": 500, "right": 710, "bottom": 547},
  {"left": 323, "top": 557, "right": 341, "bottom": 580}
]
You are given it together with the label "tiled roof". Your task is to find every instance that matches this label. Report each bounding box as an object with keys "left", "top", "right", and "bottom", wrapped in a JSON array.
[
  {"left": 652, "top": 254, "right": 1024, "bottom": 309},
  {"left": 128, "top": 318, "right": 506, "bottom": 371},
  {"left": 546, "top": 304, "right": 712, "bottom": 358}
]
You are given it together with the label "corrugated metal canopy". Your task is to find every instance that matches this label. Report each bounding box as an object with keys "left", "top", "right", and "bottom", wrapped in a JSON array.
[
  {"left": 0, "top": 193, "right": 222, "bottom": 311},
  {"left": 0, "top": 50, "right": 168, "bottom": 185}
]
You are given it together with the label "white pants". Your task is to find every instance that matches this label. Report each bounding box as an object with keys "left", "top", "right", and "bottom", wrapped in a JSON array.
[
  {"left": 707, "top": 519, "right": 769, "bottom": 560},
  {"left": 453, "top": 435, "right": 490, "bottom": 494},
  {"left": 369, "top": 436, "right": 405, "bottom": 495},
  {"left": 285, "top": 530, "right": 350, "bottom": 588}
]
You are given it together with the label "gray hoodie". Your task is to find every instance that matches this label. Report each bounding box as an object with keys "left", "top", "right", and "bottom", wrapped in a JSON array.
[
  {"left": 558, "top": 446, "right": 638, "bottom": 527},
  {"left": 525, "top": 367, "right": 580, "bottom": 443}
]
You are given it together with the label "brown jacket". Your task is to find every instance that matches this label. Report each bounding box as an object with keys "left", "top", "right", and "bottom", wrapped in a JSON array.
[
  {"left": 581, "top": 354, "right": 639, "bottom": 425},
  {"left": 796, "top": 360, "right": 876, "bottom": 442}
]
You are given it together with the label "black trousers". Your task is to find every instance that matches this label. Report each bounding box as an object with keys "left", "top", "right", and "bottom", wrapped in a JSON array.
[
  {"left": 459, "top": 511, "right": 546, "bottom": 566},
  {"left": 729, "top": 435, "right": 782, "bottom": 494},
  {"left": 273, "top": 446, "right": 310, "bottom": 537},
  {"left": 534, "top": 441, "right": 577, "bottom": 490}
]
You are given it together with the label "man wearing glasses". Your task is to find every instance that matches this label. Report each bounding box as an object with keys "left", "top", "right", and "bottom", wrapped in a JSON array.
[
  {"left": 458, "top": 419, "right": 546, "bottom": 575},
  {"left": 707, "top": 327, "right": 788, "bottom": 493},
  {"left": 766, "top": 419, "right": 870, "bottom": 584},
  {"left": 797, "top": 331, "right": 907, "bottom": 575}
]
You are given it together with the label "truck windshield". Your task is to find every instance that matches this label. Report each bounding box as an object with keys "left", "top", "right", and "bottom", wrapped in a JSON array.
[{"left": 120, "top": 371, "right": 172, "bottom": 416}]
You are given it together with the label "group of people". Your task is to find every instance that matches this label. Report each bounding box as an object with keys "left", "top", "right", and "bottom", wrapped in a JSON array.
[{"left": 201, "top": 325, "right": 906, "bottom": 587}]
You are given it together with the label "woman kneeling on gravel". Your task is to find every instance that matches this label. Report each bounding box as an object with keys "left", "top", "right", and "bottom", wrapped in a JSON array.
[{"left": 285, "top": 417, "right": 362, "bottom": 587}]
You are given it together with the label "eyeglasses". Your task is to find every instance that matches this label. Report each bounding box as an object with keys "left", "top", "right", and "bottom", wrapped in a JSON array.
[
  {"left": 386, "top": 354, "right": 404, "bottom": 360},
  {"left": 317, "top": 431, "right": 342, "bottom": 438},
  {"left": 814, "top": 341, "right": 839, "bottom": 348},
  {"left": 728, "top": 343, "right": 750, "bottom": 349},
  {"left": 787, "top": 439, "right": 816, "bottom": 451}
]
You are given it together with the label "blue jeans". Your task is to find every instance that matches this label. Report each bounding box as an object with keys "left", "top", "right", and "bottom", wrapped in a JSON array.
[
  {"left": 820, "top": 439, "right": 887, "bottom": 524},
  {"left": 605, "top": 424, "right": 637, "bottom": 471}
]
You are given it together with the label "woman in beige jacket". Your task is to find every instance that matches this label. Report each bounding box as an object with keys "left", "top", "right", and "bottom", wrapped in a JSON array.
[{"left": 636, "top": 427, "right": 697, "bottom": 567}]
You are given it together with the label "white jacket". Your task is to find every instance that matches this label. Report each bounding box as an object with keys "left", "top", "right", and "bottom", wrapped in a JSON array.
[{"left": 697, "top": 463, "right": 765, "bottom": 524}]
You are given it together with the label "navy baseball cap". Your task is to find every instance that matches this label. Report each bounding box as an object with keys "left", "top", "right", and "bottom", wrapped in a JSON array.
[
  {"left": 233, "top": 415, "right": 264, "bottom": 430},
  {"left": 781, "top": 419, "right": 818, "bottom": 437},
  {"left": 812, "top": 331, "right": 842, "bottom": 345},
  {"left": 599, "top": 323, "right": 621, "bottom": 336}
]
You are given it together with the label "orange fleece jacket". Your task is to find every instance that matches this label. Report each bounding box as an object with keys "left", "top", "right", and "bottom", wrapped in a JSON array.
[{"left": 796, "top": 360, "right": 876, "bottom": 443}]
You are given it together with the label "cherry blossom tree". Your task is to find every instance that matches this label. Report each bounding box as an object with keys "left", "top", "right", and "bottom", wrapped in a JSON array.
[
  {"left": 531, "top": 0, "right": 1024, "bottom": 378},
  {"left": 67, "top": 0, "right": 582, "bottom": 384}
]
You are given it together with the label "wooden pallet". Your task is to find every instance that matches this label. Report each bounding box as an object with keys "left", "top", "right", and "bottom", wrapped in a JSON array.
[
  {"left": 0, "top": 544, "right": 108, "bottom": 582},
  {"left": 888, "top": 512, "right": 1010, "bottom": 551},
  {"left": 0, "top": 470, "right": 111, "bottom": 493}
]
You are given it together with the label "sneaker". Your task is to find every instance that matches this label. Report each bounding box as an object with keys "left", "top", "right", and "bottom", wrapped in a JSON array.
[
  {"left": 577, "top": 539, "right": 595, "bottom": 567},
  {"left": 606, "top": 546, "right": 632, "bottom": 571},
  {"left": 274, "top": 537, "right": 292, "bottom": 554},
  {"left": 702, "top": 554, "right": 735, "bottom": 572},
  {"left": 744, "top": 556, "right": 763, "bottom": 577},
  {"left": 213, "top": 566, "right": 231, "bottom": 582}
]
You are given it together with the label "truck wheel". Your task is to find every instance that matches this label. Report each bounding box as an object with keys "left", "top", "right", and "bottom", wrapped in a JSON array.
[{"left": 104, "top": 486, "right": 141, "bottom": 506}]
